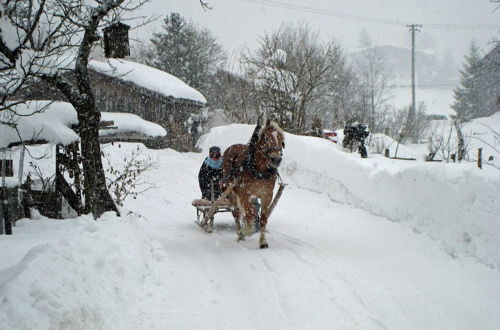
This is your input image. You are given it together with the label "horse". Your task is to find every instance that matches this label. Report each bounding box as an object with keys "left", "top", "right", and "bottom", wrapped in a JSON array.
[{"left": 222, "top": 118, "right": 285, "bottom": 248}]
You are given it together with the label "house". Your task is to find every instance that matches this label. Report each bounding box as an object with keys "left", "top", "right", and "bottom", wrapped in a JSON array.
[
  {"left": 350, "top": 44, "right": 441, "bottom": 86},
  {"left": 90, "top": 22, "right": 207, "bottom": 151},
  {"left": 89, "top": 58, "right": 206, "bottom": 151},
  {"left": 15, "top": 22, "right": 207, "bottom": 151},
  {"left": 0, "top": 100, "right": 167, "bottom": 230},
  {"left": 477, "top": 43, "right": 500, "bottom": 117}
]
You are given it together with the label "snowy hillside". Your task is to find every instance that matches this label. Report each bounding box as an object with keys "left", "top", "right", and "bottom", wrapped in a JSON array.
[
  {"left": 391, "top": 87, "right": 455, "bottom": 117},
  {"left": 1, "top": 125, "right": 499, "bottom": 329}
]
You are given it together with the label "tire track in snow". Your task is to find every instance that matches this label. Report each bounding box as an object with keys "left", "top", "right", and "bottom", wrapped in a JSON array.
[
  {"left": 269, "top": 229, "right": 390, "bottom": 329},
  {"left": 228, "top": 238, "right": 296, "bottom": 329}
]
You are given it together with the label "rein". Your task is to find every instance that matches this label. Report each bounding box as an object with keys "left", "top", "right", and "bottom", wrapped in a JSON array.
[{"left": 243, "top": 139, "right": 281, "bottom": 179}]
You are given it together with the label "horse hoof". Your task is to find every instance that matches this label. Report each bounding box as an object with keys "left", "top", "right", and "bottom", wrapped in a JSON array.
[
  {"left": 237, "top": 235, "right": 245, "bottom": 241},
  {"left": 260, "top": 243, "right": 269, "bottom": 249}
]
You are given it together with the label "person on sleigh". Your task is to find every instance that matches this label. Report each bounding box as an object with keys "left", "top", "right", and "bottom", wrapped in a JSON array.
[{"left": 198, "top": 146, "right": 224, "bottom": 201}]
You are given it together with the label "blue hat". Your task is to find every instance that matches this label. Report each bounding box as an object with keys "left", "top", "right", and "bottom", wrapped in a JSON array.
[{"left": 209, "top": 146, "right": 221, "bottom": 154}]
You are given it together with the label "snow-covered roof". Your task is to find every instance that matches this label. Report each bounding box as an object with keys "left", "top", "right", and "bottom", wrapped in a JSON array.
[
  {"left": 0, "top": 100, "right": 79, "bottom": 148},
  {"left": 100, "top": 112, "right": 166, "bottom": 138},
  {"left": 89, "top": 58, "right": 207, "bottom": 105},
  {"left": 0, "top": 101, "right": 167, "bottom": 148}
]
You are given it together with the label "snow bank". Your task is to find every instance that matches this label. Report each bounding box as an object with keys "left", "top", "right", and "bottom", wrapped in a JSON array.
[
  {"left": 202, "top": 124, "right": 500, "bottom": 269},
  {"left": 89, "top": 59, "right": 207, "bottom": 104},
  {"left": 0, "top": 212, "right": 168, "bottom": 330}
]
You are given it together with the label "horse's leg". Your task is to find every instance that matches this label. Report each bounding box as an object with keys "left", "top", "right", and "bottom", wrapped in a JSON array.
[
  {"left": 258, "top": 194, "right": 273, "bottom": 249},
  {"left": 232, "top": 194, "right": 252, "bottom": 238},
  {"left": 241, "top": 205, "right": 256, "bottom": 238},
  {"left": 232, "top": 200, "right": 245, "bottom": 241},
  {"left": 239, "top": 207, "right": 254, "bottom": 238}
]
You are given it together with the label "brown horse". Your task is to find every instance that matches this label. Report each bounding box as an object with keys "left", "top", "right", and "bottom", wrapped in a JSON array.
[{"left": 222, "top": 118, "right": 285, "bottom": 248}]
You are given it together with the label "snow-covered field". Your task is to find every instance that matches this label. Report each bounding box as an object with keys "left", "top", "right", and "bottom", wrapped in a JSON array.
[{"left": 1, "top": 124, "right": 500, "bottom": 329}]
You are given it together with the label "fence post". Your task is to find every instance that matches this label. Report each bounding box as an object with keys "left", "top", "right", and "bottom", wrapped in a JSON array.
[
  {"left": 384, "top": 149, "right": 390, "bottom": 158},
  {"left": 1, "top": 190, "right": 12, "bottom": 235},
  {"left": 1, "top": 149, "right": 6, "bottom": 234},
  {"left": 0, "top": 189, "right": 3, "bottom": 235},
  {"left": 478, "top": 148, "right": 482, "bottom": 169}
]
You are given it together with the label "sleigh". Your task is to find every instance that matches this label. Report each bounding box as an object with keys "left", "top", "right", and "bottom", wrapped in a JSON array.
[
  {"left": 194, "top": 117, "right": 286, "bottom": 248},
  {"left": 192, "top": 197, "right": 233, "bottom": 232},
  {"left": 192, "top": 181, "right": 286, "bottom": 236},
  {"left": 192, "top": 181, "right": 233, "bottom": 233}
]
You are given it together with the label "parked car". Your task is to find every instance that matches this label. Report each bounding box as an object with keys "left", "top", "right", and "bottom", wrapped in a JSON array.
[{"left": 322, "top": 130, "right": 338, "bottom": 143}]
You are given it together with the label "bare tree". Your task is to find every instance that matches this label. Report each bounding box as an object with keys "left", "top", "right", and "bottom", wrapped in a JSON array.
[
  {"left": 353, "top": 45, "right": 393, "bottom": 134},
  {"left": 103, "top": 144, "right": 157, "bottom": 207},
  {"left": 37, "top": 0, "right": 137, "bottom": 217},
  {"left": 242, "top": 23, "right": 348, "bottom": 133},
  {"left": 426, "top": 119, "right": 472, "bottom": 163},
  {"left": 1, "top": 0, "right": 150, "bottom": 218},
  {"left": 211, "top": 69, "right": 261, "bottom": 123}
]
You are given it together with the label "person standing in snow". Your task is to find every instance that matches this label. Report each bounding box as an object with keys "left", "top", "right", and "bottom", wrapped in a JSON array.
[{"left": 198, "top": 146, "right": 223, "bottom": 200}]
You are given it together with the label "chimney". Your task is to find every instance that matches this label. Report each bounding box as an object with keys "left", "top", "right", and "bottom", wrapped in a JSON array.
[{"left": 103, "top": 22, "right": 130, "bottom": 58}]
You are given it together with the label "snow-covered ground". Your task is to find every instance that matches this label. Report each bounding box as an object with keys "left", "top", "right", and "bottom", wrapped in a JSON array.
[{"left": 1, "top": 124, "right": 500, "bottom": 329}]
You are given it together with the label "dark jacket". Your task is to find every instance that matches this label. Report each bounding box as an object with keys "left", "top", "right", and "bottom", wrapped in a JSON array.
[{"left": 198, "top": 158, "right": 223, "bottom": 200}]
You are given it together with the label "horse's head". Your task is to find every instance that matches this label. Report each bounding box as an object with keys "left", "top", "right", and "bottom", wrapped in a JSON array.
[{"left": 257, "top": 119, "right": 285, "bottom": 169}]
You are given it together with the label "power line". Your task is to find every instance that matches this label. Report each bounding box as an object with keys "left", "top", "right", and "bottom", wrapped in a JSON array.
[
  {"left": 424, "top": 24, "right": 500, "bottom": 30},
  {"left": 392, "top": 83, "right": 457, "bottom": 88},
  {"left": 242, "top": 0, "right": 408, "bottom": 26},
  {"left": 241, "top": 0, "right": 500, "bottom": 30}
]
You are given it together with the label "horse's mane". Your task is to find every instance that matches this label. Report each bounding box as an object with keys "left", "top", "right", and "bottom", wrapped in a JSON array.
[
  {"left": 223, "top": 117, "right": 284, "bottom": 182},
  {"left": 243, "top": 118, "right": 283, "bottom": 179},
  {"left": 257, "top": 120, "right": 284, "bottom": 138}
]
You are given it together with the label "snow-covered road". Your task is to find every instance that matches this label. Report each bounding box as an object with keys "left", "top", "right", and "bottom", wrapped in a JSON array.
[
  {"left": 1, "top": 125, "right": 499, "bottom": 329},
  {"left": 119, "top": 142, "right": 500, "bottom": 329}
]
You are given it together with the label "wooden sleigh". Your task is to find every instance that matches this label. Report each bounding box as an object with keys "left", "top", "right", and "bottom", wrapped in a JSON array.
[
  {"left": 192, "top": 180, "right": 286, "bottom": 234},
  {"left": 191, "top": 181, "right": 233, "bottom": 233}
]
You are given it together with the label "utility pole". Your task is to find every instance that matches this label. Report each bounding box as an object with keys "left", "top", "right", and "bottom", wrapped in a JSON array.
[{"left": 405, "top": 24, "right": 422, "bottom": 142}]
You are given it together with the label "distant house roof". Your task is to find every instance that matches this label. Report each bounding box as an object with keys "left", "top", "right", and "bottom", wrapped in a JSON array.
[
  {"left": 350, "top": 44, "right": 435, "bottom": 73},
  {"left": 0, "top": 100, "right": 167, "bottom": 148},
  {"left": 479, "top": 43, "right": 499, "bottom": 67},
  {"left": 89, "top": 58, "right": 207, "bottom": 105}
]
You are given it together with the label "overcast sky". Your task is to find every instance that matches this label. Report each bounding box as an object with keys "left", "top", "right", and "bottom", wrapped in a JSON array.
[{"left": 130, "top": 0, "right": 500, "bottom": 64}]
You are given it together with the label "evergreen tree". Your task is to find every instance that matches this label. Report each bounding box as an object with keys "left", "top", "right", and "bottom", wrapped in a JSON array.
[
  {"left": 144, "top": 13, "right": 226, "bottom": 93},
  {"left": 452, "top": 41, "right": 483, "bottom": 121}
]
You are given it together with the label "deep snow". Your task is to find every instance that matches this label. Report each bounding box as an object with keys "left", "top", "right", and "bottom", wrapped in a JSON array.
[{"left": 1, "top": 124, "right": 499, "bottom": 330}]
